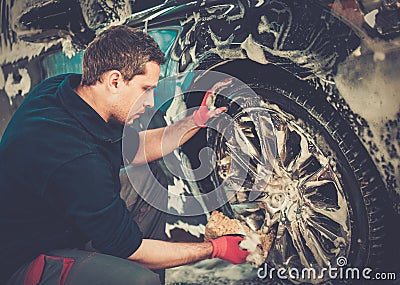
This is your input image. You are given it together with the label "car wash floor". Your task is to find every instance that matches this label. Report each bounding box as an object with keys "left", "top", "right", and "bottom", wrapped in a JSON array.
[{"left": 166, "top": 259, "right": 264, "bottom": 285}]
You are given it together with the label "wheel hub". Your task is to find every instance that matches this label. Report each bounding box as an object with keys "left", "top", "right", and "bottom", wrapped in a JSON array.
[{"left": 261, "top": 172, "right": 302, "bottom": 224}]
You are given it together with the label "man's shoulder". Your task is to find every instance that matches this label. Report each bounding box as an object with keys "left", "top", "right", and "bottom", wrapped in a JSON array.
[
  {"left": 3, "top": 73, "right": 83, "bottom": 136},
  {"left": 34, "top": 73, "right": 80, "bottom": 91},
  {"left": 1, "top": 96, "right": 95, "bottom": 169},
  {"left": 24, "top": 73, "right": 78, "bottom": 99}
]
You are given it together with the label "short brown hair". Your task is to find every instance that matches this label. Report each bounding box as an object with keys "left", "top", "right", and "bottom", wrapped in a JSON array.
[{"left": 81, "top": 25, "right": 166, "bottom": 86}]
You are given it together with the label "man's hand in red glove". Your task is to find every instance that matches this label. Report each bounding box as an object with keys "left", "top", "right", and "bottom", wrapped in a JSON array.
[
  {"left": 193, "top": 79, "right": 232, "bottom": 128},
  {"left": 209, "top": 235, "right": 249, "bottom": 264}
]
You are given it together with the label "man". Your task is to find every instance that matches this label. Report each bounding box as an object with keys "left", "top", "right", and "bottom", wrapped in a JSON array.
[{"left": 0, "top": 25, "right": 248, "bottom": 284}]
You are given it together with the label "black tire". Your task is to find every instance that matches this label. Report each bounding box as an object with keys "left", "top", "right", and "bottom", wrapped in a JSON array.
[{"left": 207, "top": 62, "right": 387, "bottom": 284}]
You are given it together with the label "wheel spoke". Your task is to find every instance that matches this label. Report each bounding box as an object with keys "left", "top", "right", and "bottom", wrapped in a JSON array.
[
  {"left": 299, "top": 220, "right": 332, "bottom": 268},
  {"left": 250, "top": 111, "right": 277, "bottom": 167},
  {"left": 301, "top": 166, "right": 330, "bottom": 186},
  {"left": 305, "top": 216, "right": 347, "bottom": 251},
  {"left": 303, "top": 179, "right": 332, "bottom": 190},
  {"left": 233, "top": 118, "right": 262, "bottom": 163},
  {"left": 276, "top": 123, "right": 288, "bottom": 166},
  {"left": 223, "top": 166, "right": 253, "bottom": 190},
  {"left": 286, "top": 221, "right": 313, "bottom": 268},
  {"left": 304, "top": 195, "right": 349, "bottom": 228},
  {"left": 225, "top": 141, "right": 259, "bottom": 177},
  {"left": 287, "top": 131, "right": 313, "bottom": 173}
]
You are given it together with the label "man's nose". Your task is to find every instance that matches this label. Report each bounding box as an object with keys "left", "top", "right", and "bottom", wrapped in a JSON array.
[{"left": 144, "top": 90, "right": 154, "bottom": 109}]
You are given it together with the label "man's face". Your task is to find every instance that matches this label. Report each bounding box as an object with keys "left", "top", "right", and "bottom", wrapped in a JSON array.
[{"left": 110, "top": 61, "right": 160, "bottom": 125}]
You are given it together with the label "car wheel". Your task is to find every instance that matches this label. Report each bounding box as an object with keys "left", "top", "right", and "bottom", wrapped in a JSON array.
[{"left": 206, "top": 64, "right": 386, "bottom": 284}]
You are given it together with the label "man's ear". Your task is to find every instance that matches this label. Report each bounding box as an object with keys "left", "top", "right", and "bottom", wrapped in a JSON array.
[{"left": 105, "top": 70, "right": 122, "bottom": 92}]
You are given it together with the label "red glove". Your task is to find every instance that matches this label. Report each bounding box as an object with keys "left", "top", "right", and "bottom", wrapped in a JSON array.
[
  {"left": 193, "top": 79, "right": 231, "bottom": 128},
  {"left": 209, "top": 235, "right": 249, "bottom": 264}
]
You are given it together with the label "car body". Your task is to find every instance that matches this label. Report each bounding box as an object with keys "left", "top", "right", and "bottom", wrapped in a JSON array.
[{"left": 1, "top": 0, "right": 399, "bottom": 284}]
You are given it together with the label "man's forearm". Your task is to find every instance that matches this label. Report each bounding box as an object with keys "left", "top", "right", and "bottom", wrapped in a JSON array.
[
  {"left": 128, "top": 239, "right": 213, "bottom": 269},
  {"left": 131, "top": 115, "right": 199, "bottom": 165}
]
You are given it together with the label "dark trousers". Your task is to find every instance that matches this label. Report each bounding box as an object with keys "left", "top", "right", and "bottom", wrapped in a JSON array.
[{"left": 7, "top": 164, "right": 168, "bottom": 285}]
